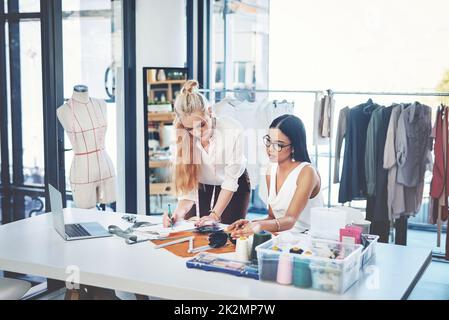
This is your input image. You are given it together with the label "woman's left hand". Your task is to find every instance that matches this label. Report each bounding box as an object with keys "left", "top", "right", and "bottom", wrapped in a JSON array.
[
  {"left": 231, "top": 222, "right": 260, "bottom": 239},
  {"left": 194, "top": 214, "right": 220, "bottom": 227}
]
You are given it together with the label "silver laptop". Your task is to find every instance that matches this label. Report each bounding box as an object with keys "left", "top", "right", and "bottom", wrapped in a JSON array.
[{"left": 49, "top": 184, "right": 112, "bottom": 241}]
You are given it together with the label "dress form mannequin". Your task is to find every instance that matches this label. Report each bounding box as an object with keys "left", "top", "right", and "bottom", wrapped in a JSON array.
[{"left": 57, "top": 85, "right": 116, "bottom": 209}]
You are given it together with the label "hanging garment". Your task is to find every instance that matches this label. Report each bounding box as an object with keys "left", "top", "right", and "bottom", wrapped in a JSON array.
[
  {"left": 313, "top": 93, "right": 335, "bottom": 145},
  {"left": 384, "top": 104, "right": 430, "bottom": 219},
  {"left": 428, "top": 105, "right": 449, "bottom": 254},
  {"left": 339, "top": 99, "right": 379, "bottom": 203},
  {"left": 366, "top": 106, "right": 392, "bottom": 223},
  {"left": 333, "top": 107, "right": 350, "bottom": 183},
  {"left": 213, "top": 99, "right": 293, "bottom": 190},
  {"left": 365, "top": 106, "right": 385, "bottom": 197},
  {"left": 396, "top": 102, "right": 432, "bottom": 188}
]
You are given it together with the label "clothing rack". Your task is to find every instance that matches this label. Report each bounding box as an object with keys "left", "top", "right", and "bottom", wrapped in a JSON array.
[
  {"left": 200, "top": 88, "right": 449, "bottom": 209},
  {"left": 200, "top": 88, "right": 449, "bottom": 96}
]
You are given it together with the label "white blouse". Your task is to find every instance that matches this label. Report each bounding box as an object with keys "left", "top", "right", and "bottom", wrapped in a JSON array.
[
  {"left": 178, "top": 116, "right": 247, "bottom": 202},
  {"left": 268, "top": 162, "right": 324, "bottom": 233}
]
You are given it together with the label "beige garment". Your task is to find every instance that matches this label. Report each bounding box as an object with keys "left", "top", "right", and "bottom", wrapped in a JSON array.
[
  {"left": 313, "top": 93, "right": 332, "bottom": 145},
  {"left": 383, "top": 105, "right": 424, "bottom": 220},
  {"left": 333, "top": 107, "right": 350, "bottom": 183},
  {"left": 320, "top": 95, "right": 335, "bottom": 138}
]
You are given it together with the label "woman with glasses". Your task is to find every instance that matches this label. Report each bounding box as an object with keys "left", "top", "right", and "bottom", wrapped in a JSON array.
[
  {"left": 227, "top": 114, "right": 323, "bottom": 238},
  {"left": 162, "top": 80, "right": 250, "bottom": 227}
]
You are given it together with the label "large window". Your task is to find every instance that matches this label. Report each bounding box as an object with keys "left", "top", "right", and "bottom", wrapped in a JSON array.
[
  {"left": 205, "top": 0, "right": 449, "bottom": 255},
  {"left": 61, "top": 0, "right": 123, "bottom": 211},
  {"left": 0, "top": 0, "right": 126, "bottom": 223},
  {"left": 268, "top": 0, "right": 449, "bottom": 254},
  {"left": 210, "top": 0, "right": 269, "bottom": 101},
  {"left": 1, "top": 0, "right": 44, "bottom": 222}
]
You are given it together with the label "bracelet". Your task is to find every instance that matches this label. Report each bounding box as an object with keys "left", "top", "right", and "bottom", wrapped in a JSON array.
[
  {"left": 274, "top": 219, "right": 281, "bottom": 232},
  {"left": 209, "top": 210, "right": 221, "bottom": 222}
]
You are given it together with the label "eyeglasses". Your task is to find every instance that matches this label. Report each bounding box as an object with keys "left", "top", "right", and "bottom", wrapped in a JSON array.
[
  {"left": 183, "top": 120, "right": 207, "bottom": 133},
  {"left": 263, "top": 135, "right": 292, "bottom": 152}
]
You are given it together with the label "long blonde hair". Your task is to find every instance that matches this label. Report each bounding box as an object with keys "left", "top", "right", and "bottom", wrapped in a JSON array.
[{"left": 173, "top": 80, "right": 209, "bottom": 195}]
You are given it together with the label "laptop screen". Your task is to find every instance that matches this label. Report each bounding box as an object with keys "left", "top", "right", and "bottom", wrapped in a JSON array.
[{"left": 48, "top": 184, "right": 66, "bottom": 237}]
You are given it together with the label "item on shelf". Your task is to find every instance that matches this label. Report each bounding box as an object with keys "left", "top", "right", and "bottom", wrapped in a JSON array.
[
  {"left": 276, "top": 254, "right": 293, "bottom": 285},
  {"left": 255, "top": 234, "right": 363, "bottom": 294},
  {"left": 249, "top": 230, "right": 272, "bottom": 263},
  {"left": 148, "top": 139, "right": 159, "bottom": 151},
  {"left": 147, "top": 102, "right": 172, "bottom": 113},
  {"left": 186, "top": 253, "right": 259, "bottom": 280},
  {"left": 149, "top": 69, "right": 157, "bottom": 82},
  {"left": 157, "top": 69, "right": 166, "bottom": 81}
]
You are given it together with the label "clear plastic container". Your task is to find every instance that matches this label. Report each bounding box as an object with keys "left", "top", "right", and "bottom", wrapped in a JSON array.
[
  {"left": 256, "top": 233, "right": 363, "bottom": 294},
  {"left": 360, "top": 234, "right": 379, "bottom": 269}
]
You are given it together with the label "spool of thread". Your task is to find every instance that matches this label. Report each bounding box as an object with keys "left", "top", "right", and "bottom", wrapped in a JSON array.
[
  {"left": 235, "top": 237, "right": 250, "bottom": 261},
  {"left": 289, "top": 247, "right": 304, "bottom": 255},
  {"left": 250, "top": 231, "right": 272, "bottom": 263},
  {"left": 293, "top": 257, "right": 312, "bottom": 288},
  {"left": 259, "top": 253, "right": 279, "bottom": 281},
  {"left": 276, "top": 254, "right": 293, "bottom": 285}
]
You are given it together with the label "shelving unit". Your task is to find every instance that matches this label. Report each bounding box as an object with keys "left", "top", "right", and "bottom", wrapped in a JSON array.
[{"left": 144, "top": 67, "right": 188, "bottom": 214}]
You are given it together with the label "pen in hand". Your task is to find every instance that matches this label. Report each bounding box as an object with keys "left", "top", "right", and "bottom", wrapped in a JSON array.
[{"left": 168, "top": 204, "right": 174, "bottom": 230}]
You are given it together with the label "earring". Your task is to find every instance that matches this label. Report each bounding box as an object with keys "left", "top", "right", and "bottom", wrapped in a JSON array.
[{"left": 291, "top": 149, "right": 295, "bottom": 162}]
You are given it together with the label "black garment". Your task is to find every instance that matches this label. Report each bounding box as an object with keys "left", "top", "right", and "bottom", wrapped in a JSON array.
[
  {"left": 339, "top": 99, "right": 379, "bottom": 203},
  {"left": 371, "top": 216, "right": 408, "bottom": 245},
  {"left": 366, "top": 106, "right": 393, "bottom": 223},
  {"left": 184, "top": 170, "right": 251, "bottom": 225}
]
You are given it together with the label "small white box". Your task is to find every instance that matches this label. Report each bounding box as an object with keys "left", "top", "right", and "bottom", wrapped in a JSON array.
[{"left": 310, "top": 207, "right": 347, "bottom": 241}]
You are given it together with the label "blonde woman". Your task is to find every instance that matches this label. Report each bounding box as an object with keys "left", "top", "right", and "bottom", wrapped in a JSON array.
[{"left": 162, "top": 80, "right": 250, "bottom": 227}]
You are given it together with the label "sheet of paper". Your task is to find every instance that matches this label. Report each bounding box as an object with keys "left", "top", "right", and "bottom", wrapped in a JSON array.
[{"left": 134, "top": 219, "right": 196, "bottom": 236}]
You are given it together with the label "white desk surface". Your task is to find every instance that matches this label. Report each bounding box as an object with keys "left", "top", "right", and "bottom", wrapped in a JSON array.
[{"left": 0, "top": 208, "right": 431, "bottom": 300}]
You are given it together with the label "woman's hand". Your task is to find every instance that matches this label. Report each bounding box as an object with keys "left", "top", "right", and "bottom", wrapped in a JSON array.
[
  {"left": 162, "top": 212, "right": 177, "bottom": 228},
  {"left": 230, "top": 222, "right": 261, "bottom": 239},
  {"left": 162, "top": 208, "right": 185, "bottom": 228},
  {"left": 225, "top": 219, "right": 250, "bottom": 233},
  {"left": 194, "top": 214, "right": 220, "bottom": 227}
]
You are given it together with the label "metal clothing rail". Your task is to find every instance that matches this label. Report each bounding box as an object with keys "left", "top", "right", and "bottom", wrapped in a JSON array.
[
  {"left": 200, "top": 88, "right": 449, "bottom": 96},
  {"left": 200, "top": 87, "right": 449, "bottom": 208}
]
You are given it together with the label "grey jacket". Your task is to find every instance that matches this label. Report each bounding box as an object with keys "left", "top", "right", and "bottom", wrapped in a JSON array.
[{"left": 396, "top": 102, "right": 432, "bottom": 187}]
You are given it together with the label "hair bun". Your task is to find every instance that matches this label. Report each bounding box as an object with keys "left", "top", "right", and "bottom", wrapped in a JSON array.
[{"left": 181, "top": 79, "right": 199, "bottom": 94}]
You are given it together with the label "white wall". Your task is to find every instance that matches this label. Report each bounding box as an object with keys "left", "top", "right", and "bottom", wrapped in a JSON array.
[{"left": 136, "top": 0, "right": 187, "bottom": 214}]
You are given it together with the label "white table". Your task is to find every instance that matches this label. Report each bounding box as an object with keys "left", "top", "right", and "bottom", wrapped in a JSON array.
[{"left": 0, "top": 208, "right": 431, "bottom": 300}]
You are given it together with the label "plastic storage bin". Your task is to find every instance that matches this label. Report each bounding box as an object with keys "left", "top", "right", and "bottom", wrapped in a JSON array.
[
  {"left": 256, "top": 234, "right": 363, "bottom": 294},
  {"left": 360, "top": 234, "right": 379, "bottom": 269}
]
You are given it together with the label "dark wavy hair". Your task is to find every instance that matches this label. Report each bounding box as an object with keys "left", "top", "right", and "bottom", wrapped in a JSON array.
[{"left": 269, "top": 114, "right": 311, "bottom": 163}]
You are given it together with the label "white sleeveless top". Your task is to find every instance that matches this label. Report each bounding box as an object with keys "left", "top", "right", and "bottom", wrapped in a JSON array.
[{"left": 268, "top": 162, "right": 324, "bottom": 233}]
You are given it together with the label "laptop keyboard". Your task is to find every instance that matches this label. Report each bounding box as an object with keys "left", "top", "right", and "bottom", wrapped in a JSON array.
[{"left": 65, "top": 224, "right": 91, "bottom": 238}]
